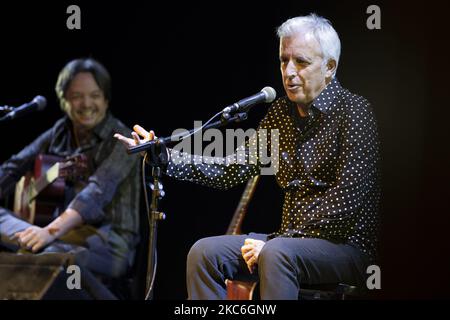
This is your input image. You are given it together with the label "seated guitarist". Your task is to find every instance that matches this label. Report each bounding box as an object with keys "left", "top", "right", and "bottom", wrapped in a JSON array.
[
  {"left": 115, "top": 14, "right": 381, "bottom": 300},
  {"left": 0, "top": 58, "right": 141, "bottom": 281}
]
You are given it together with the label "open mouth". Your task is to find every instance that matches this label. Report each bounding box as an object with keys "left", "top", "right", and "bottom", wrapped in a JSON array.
[
  {"left": 287, "top": 84, "right": 301, "bottom": 91},
  {"left": 77, "top": 109, "right": 97, "bottom": 119}
]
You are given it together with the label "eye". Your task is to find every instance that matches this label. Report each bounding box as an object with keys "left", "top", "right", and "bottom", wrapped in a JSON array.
[
  {"left": 296, "top": 58, "right": 309, "bottom": 65},
  {"left": 68, "top": 94, "right": 81, "bottom": 101},
  {"left": 91, "top": 92, "right": 103, "bottom": 99}
]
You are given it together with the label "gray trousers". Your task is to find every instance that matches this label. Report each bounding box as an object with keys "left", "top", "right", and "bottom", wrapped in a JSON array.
[
  {"left": 186, "top": 233, "right": 370, "bottom": 300},
  {"left": 0, "top": 207, "right": 130, "bottom": 279}
]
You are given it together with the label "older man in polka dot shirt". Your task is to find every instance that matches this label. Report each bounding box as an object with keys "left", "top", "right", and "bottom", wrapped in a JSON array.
[{"left": 115, "top": 13, "right": 380, "bottom": 300}]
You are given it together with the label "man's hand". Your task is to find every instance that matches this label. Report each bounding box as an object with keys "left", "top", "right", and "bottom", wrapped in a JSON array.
[
  {"left": 114, "top": 125, "right": 155, "bottom": 149},
  {"left": 13, "top": 208, "right": 83, "bottom": 253},
  {"left": 13, "top": 226, "right": 56, "bottom": 253},
  {"left": 241, "top": 238, "right": 266, "bottom": 273}
]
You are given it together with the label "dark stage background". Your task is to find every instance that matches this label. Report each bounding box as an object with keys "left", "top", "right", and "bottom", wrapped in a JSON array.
[{"left": 0, "top": 0, "right": 449, "bottom": 299}]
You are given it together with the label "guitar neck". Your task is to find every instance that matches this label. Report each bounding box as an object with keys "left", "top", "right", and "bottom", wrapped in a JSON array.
[{"left": 226, "top": 175, "right": 260, "bottom": 235}]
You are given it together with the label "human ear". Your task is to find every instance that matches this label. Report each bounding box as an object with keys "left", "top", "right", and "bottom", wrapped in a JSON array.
[{"left": 325, "top": 59, "right": 337, "bottom": 78}]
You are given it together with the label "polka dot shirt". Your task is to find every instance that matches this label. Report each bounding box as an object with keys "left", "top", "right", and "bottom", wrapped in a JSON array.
[{"left": 166, "top": 78, "right": 380, "bottom": 261}]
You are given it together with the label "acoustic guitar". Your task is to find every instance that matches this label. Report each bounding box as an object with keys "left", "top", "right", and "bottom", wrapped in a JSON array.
[
  {"left": 13, "top": 154, "right": 88, "bottom": 225},
  {"left": 225, "top": 175, "right": 260, "bottom": 300}
]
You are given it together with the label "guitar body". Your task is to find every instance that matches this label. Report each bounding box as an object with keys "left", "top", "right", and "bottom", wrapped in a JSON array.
[
  {"left": 13, "top": 154, "right": 87, "bottom": 226},
  {"left": 226, "top": 279, "right": 258, "bottom": 300},
  {"left": 13, "top": 171, "right": 35, "bottom": 223},
  {"left": 34, "top": 154, "right": 66, "bottom": 209}
]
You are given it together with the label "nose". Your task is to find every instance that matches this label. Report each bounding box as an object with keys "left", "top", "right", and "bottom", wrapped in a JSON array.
[
  {"left": 285, "top": 60, "right": 297, "bottom": 78},
  {"left": 80, "top": 96, "right": 91, "bottom": 108}
]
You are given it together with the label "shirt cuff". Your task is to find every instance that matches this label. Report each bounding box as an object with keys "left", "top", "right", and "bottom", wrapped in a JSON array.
[{"left": 68, "top": 194, "right": 104, "bottom": 224}]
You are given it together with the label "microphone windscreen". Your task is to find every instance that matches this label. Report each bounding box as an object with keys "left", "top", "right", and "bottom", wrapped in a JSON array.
[
  {"left": 33, "top": 95, "right": 47, "bottom": 111},
  {"left": 261, "top": 87, "right": 276, "bottom": 103}
]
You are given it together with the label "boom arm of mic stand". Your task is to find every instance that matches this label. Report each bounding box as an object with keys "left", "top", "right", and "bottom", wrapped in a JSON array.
[{"left": 126, "top": 112, "right": 249, "bottom": 155}]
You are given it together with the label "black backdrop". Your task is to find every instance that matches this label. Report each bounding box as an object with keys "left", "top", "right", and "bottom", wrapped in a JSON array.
[{"left": 0, "top": 0, "right": 449, "bottom": 299}]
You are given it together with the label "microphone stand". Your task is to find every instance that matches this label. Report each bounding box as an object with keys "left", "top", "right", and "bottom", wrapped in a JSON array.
[
  {"left": 144, "top": 165, "right": 166, "bottom": 300},
  {"left": 139, "top": 111, "right": 249, "bottom": 300}
]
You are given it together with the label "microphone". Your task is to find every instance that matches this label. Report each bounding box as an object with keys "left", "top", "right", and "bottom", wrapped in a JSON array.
[
  {"left": 222, "top": 87, "right": 277, "bottom": 114},
  {"left": 127, "top": 87, "right": 277, "bottom": 155},
  {"left": 1, "top": 96, "right": 47, "bottom": 120}
]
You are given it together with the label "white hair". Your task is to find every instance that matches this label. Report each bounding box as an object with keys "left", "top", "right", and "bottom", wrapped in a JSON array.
[{"left": 277, "top": 13, "right": 341, "bottom": 77}]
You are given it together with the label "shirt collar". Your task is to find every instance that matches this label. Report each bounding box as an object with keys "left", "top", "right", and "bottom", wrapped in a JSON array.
[
  {"left": 63, "top": 111, "right": 113, "bottom": 141},
  {"left": 311, "top": 77, "right": 342, "bottom": 114},
  {"left": 92, "top": 111, "right": 114, "bottom": 140}
]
